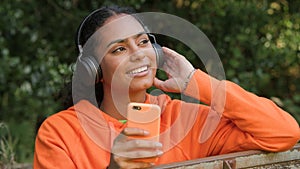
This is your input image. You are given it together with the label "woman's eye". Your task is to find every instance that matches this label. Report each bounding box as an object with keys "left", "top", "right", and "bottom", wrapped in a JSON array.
[
  {"left": 112, "top": 47, "right": 126, "bottom": 54},
  {"left": 139, "top": 39, "right": 150, "bottom": 46}
]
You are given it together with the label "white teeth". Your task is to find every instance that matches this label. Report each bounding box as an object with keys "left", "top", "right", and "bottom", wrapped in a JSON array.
[{"left": 128, "top": 66, "right": 148, "bottom": 74}]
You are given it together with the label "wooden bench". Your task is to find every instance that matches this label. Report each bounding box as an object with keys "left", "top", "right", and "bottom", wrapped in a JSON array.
[
  {"left": 155, "top": 144, "right": 300, "bottom": 169},
  {"left": 8, "top": 144, "right": 300, "bottom": 169}
]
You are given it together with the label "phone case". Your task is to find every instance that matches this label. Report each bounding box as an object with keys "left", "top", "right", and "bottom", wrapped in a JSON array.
[{"left": 127, "top": 102, "right": 161, "bottom": 163}]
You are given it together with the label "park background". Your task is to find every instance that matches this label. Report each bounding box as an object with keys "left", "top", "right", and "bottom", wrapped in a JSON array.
[{"left": 0, "top": 0, "right": 299, "bottom": 166}]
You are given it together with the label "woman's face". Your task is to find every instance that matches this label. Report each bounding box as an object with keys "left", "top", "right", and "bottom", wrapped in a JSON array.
[{"left": 95, "top": 14, "right": 157, "bottom": 93}]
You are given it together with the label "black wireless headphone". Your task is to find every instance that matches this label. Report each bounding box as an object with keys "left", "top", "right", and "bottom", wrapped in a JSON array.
[{"left": 75, "top": 8, "right": 164, "bottom": 86}]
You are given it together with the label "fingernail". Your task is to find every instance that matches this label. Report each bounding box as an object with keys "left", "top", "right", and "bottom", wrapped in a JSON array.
[
  {"left": 156, "top": 142, "right": 163, "bottom": 147},
  {"left": 123, "top": 128, "right": 129, "bottom": 134},
  {"left": 157, "top": 150, "right": 163, "bottom": 156}
]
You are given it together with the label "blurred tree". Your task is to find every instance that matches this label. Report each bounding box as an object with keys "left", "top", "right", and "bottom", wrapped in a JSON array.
[{"left": 0, "top": 0, "right": 299, "bottom": 164}]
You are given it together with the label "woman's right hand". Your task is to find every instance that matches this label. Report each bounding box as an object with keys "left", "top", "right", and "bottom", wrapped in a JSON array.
[{"left": 110, "top": 127, "right": 163, "bottom": 169}]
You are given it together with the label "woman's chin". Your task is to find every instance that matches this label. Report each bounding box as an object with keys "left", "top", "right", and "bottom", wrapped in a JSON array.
[{"left": 129, "top": 79, "right": 154, "bottom": 92}]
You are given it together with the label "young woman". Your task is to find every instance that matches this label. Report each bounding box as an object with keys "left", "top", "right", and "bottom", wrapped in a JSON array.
[{"left": 34, "top": 6, "right": 299, "bottom": 169}]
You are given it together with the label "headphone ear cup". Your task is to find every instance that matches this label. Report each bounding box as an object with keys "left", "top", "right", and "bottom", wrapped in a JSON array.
[
  {"left": 75, "top": 55, "right": 102, "bottom": 85},
  {"left": 152, "top": 43, "right": 164, "bottom": 69}
]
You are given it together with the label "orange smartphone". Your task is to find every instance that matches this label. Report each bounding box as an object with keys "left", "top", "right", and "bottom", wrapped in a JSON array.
[{"left": 127, "top": 102, "right": 161, "bottom": 163}]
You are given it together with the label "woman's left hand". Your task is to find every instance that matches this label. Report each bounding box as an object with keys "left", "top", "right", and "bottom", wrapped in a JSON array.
[
  {"left": 110, "top": 127, "right": 163, "bottom": 169},
  {"left": 154, "top": 47, "right": 195, "bottom": 93}
]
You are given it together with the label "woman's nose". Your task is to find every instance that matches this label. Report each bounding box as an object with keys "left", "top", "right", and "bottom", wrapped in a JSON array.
[{"left": 129, "top": 43, "right": 146, "bottom": 61}]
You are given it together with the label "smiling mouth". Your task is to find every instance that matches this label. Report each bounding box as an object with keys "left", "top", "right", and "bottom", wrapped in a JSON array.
[{"left": 127, "top": 65, "right": 148, "bottom": 75}]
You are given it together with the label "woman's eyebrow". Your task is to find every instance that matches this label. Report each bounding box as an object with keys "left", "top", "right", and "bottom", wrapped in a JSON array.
[{"left": 106, "top": 31, "right": 147, "bottom": 48}]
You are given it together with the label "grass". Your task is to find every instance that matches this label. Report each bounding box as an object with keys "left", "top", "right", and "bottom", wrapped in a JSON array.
[{"left": 0, "top": 122, "right": 17, "bottom": 169}]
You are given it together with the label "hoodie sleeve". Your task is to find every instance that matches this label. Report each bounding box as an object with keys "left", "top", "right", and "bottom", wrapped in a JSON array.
[{"left": 184, "top": 69, "right": 300, "bottom": 152}]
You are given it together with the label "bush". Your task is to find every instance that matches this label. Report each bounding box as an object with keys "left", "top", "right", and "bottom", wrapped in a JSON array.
[{"left": 0, "top": 0, "right": 299, "bottom": 163}]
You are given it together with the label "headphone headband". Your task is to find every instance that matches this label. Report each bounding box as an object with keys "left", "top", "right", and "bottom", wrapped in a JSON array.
[{"left": 76, "top": 8, "right": 104, "bottom": 53}]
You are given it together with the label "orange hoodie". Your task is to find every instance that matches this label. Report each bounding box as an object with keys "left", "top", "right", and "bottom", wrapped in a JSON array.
[{"left": 34, "top": 70, "right": 300, "bottom": 168}]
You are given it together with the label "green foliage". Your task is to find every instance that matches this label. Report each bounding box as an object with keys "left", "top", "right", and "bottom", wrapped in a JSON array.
[
  {"left": 0, "top": 0, "right": 73, "bottom": 163},
  {"left": 0, "top": 0, "right": 299, "bottom": 164}
]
